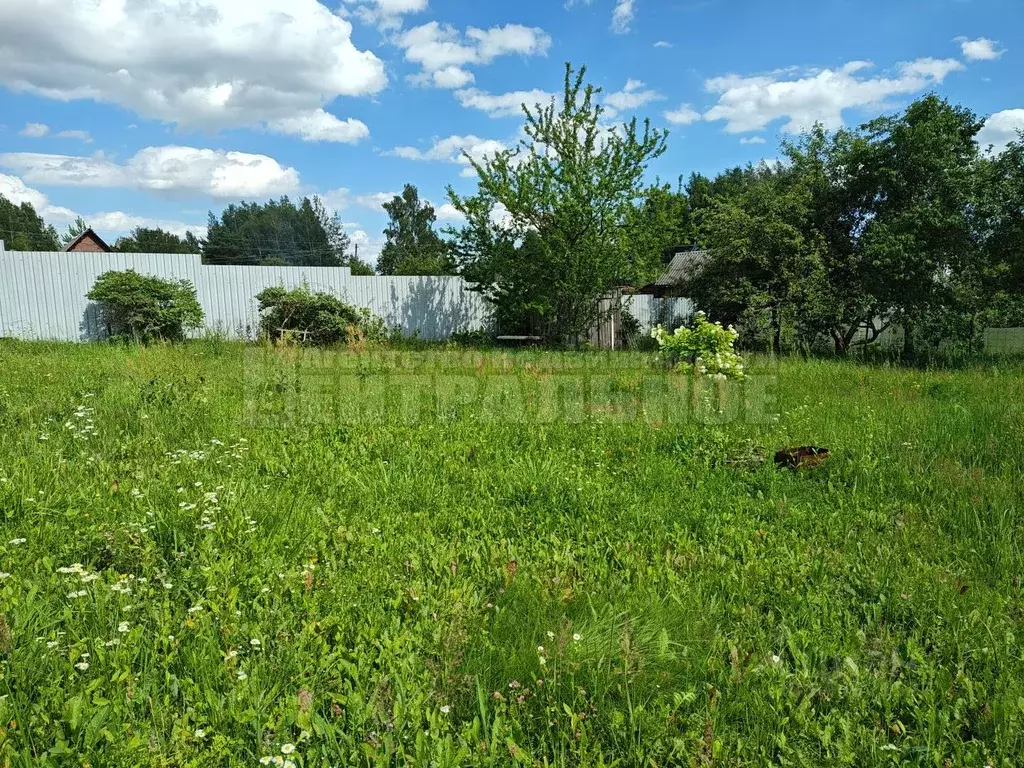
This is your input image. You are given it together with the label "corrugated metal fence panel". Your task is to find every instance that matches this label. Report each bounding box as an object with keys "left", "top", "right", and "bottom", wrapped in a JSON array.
[
  {"left": 0, "top": 251, "right": 490, "bottom": 341},
  {"left": 627, "top": 295, "right": 694, "bottom": 331}
]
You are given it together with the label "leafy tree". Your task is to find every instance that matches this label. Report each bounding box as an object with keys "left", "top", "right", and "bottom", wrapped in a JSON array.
[
  {"left": 202, "top": 196, "right": 348, "bottom": 267},
  {"left": 850, "top": 96, "right": 984, "bottom": 358},
  {"left": 448, "top": 63, "right": 668, "bottom": 344},
  {"left": 691, "top": 164, "right": 828, "bottom": 354},
  {"left": 345, "top": 247, "right": 377, "bottom": 276},
  {"left": 115, "top": 227, "right": 201, "bottom": 253},
  {"left": 378, "top": 185, "right": 454, "bottom": 275},
  {"left": 60, "top": 216, "right": 90, "bottom": 247},
  {"left": 0, "top": 194, "right": 60, "bottom": 250}
]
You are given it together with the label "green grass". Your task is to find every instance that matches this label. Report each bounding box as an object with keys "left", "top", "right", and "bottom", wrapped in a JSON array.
[{"left": 0, "top": 340, "right": 1022, "bottom": 766}]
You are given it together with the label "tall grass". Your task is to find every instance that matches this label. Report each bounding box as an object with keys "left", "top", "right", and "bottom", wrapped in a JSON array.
[{"left": 0, "top": 340, "right": 1021, "bottom": 766}]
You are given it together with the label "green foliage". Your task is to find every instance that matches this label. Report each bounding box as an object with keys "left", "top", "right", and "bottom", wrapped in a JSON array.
[
  {"left": 686, "top": 95, "right": 1018, "bottom": 360},
  {"left": 448, "top": 63, "right": 668, "bottom": 345},
  {"left": 1, "top": 344, "right": 1023, "bottom": 765},
  {"left": 652, "top": 311, "right": 745, "bottom": 378},
  {"left": 378, "top": 185, "right": 455, "bottom": 275},
  {"left": 255, "top": 285, "right": 386, "bottom": 345},
  {"left": 114, "top": 227, "right": 201, "bottom": 254},
  {"left": 0, "top": 193, "right": 61, "bottom": 250},
  {"left": 203, "top": 196, "right": 351, "bottom": 267},
  {"left": 691, "top": 163, "right": 827, "bottom": 354},
  {"left": 86, "top": 269, "right": 204, "bottom": 342},
  {"left": 60, "top": 216, "right": 90, "bottom": 247}
]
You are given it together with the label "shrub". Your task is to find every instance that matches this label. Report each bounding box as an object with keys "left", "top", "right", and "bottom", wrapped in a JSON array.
[
  {"left": 86, "top": 269, "right": 204, "bottom": 342},
  {"left": 651, "top": 311, "right": 745, "bottom": 379},
  {"left": 255, "top": 285, "right": 386, "bottom": 346}
]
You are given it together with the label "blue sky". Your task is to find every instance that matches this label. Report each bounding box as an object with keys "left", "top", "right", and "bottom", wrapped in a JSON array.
[{"left": 0, "top": 0, "right": 1021, "bottom": 262}]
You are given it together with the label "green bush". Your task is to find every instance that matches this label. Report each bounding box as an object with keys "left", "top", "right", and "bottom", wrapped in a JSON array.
[
  {"left": 86, "top": 269, "right": 204, "bottom": 342},
  {"left": 255, "top": 285, "right": 386, "bottom": 346},
  {"left": 651, "top": 311, "right": 745, "bottom": 379}
]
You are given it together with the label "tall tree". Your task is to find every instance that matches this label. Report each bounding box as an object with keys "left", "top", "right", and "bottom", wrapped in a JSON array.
[
  {"left": 202, "top": 196, "right": 348, "bottom": 267},
  {"left": 61, "top": 216, "right": 90, "bottom": 247},
  {"left": 849, "top": 95, "right": 985, "bottom": 358},
  {"left": 448, "top": 63, "right": 668, "bottom": 344},
  {"left": 115, "top": 227, "right": 201, "bottom": 253},
  {"left": 692, "top": 164, "right": 828, "bottom": 354},
  {"left": 378, "top": 185, "right": 454, "bottom": 275},
  {"left": 0, "top": 195, "right": 60, "bottom": 250}
]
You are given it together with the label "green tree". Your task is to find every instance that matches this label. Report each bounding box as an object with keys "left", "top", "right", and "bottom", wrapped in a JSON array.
[
  {"left": 848, "top": 95, "right": 985, "bottom": 358},
  {"left": 114, "top": 227, "right": 201, "bottom": 253},
  {"left": 692, "top": 164, "right": 828, "bottom": 354},
  {"left": 202, "top": 196, "right": 348, "bottom": 267},
  {"left": 0, "top": 195, "right": 60, "bottom": 250},
  {"left": 378, "top": 185, "right": 454, "bottom": 276},
  {"left": 61, "top": 216, "right": 90, "bottom": 247},
  {"left": 448, "top": 63, "right": 668, "bottom": 344}
]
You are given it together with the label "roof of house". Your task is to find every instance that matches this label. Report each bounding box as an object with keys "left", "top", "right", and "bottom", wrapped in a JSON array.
[
  {"left": 62, "top": 228, "right": 112, "bottom": 253},
  {"left": 654, "top": 248, "right": 710, "bottom": 286}
]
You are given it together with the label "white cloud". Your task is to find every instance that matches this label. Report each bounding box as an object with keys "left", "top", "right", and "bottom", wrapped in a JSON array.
[
  {"left": 959, "top": 37, "right": 1004, "bottom": 61},
  {"left": 653, "top": 41, "right": 672, "bottom": 49},
  {"left": 703, "top": 57, "right": 965, "bottom": 134},
  {"left": 400, "top": 22, "right": 478, "bottom": 72},
  {"left": 355, "top": 191, "right": 399, "bottom": 210},
  {"left": 417, "top": 67, "right": 475, "bottom": 89},
  {"left": 455, "top": 88, "right": 555, "bottom": 117},
  {"left": 0, "top": 172, "right": 49, "bottom": 210},
  {"left": 55, "top": 129, "right": 93, "bottom": 144},
  {"left": 318, "top": 188, "right": 400, "bottom": 213},
  {"left": 664, "top": 104, "right": 701, "bottom": 125},
  {"left": 400, "top": 22, "right": 551, "bottom": 89},
  {"left": 344, "top": 0, "right": 428, "bottom": 31},
  {"left": 347, "top": 228, "right": 384, "bottom": 264},
  {"left": 19, "top": 122, "right": 48, "bottom": 137},
  {"left": 389, "top": 134, "right": 508, "bottom": 175},
  {"left": 611, "top": 0, "right": 635, "bottom": 33},
  {"left": 0, "top": 172, "right": 204, "bottom": 240},
  {"left": 603, "top": 79, "right": 664, "bottom": 117},
  {"left": 740, "top": 136, "right": 766, "bottom": 144},
  {"left": 0, "top": 146, "right": 300, "bottom": 199},
  {"left": 0, "top": 0, "right": 386, "bottom": 135},
  {"left": 467, "top": 24, "right": 553, "bottom": 61},
  {"left": 433, "top": 202, "right": 466, "bottom": 222},
  {"left": 265, "top": 109, "right": 370, "bottom": 143},
  {"left": 977, "top": 109, "right": 1024, "bottom": 153}
]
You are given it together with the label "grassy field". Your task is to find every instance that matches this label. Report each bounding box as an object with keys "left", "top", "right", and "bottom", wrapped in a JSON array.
[{"left": 0, "top": 341, "right": 1022, "bottom": 767}]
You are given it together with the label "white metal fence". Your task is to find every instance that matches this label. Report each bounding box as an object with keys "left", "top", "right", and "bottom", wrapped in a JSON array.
[
  {"left": 0, "top": 250, "right": 491, "bottom": 341},
  {"left": 0, "top": 250, "right": 694, "bottom": 344}
]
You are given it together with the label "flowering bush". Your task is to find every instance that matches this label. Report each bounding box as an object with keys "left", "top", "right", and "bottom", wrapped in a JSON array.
[{"left": 651, "top": 312, "right": 745, "bottom": 379}]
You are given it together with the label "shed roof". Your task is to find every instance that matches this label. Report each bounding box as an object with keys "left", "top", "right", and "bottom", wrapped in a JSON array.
[{"left": 654, "top": 248, "right": 710, "bottom": 286}]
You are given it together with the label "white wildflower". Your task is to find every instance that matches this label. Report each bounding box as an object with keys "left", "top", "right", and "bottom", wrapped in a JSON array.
[
  {"left": 8, "top": 538, "right": 26, "bottom": 546},
  {"left": 281, "top": 743, "right": 296, "bottom": 754},
  {"left": 74, "top": 661, "right": 89, "bottom": 671},
  {"left": 117, "top": 622, "right": 130, "bottom": 633}
]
